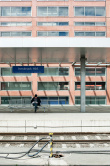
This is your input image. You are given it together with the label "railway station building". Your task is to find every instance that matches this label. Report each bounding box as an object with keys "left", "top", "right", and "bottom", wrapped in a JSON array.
[{"left": 0, "top": 0, "right": 110, "bottom": 112}]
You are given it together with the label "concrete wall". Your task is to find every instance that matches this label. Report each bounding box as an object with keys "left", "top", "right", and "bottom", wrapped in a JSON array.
[{"left": 0, "top": 120, "right": 110, "bottom": 133}]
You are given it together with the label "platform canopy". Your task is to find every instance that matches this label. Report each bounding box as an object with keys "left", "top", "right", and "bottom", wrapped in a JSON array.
[{"left": 0, "top": 38, "right": 110, "bottom": 63}]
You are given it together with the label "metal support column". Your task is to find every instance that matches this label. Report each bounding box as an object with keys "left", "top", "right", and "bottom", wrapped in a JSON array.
[{"left": 80, "top": 56, "right": 86, "bottom": 113}]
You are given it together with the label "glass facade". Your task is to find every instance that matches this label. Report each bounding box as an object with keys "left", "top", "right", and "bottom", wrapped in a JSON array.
[
  {"left": 1, "top": 68, "right": 31, "bottom": 76},
  {"left": 0, "top": 22, "right": 32, "bottom": 26},
  {"left": 1, "top": 96, "right": 31, "bottom": 105},
  {"left": 37, "top": 22, "right": 69, "bottom": 26},
  {"left": 74, "top": 7, "right": 105, "bottom": 16},
  {"left": 75, "top": 67, "right": 106, "bottom": 76},
  {"left": 38, "top": 67, "right": 69, "bottom": 76},
  {"left": 74, "top": 22, "right": 106, "bottom": 26},
  {"left": 75, "top": 96, "right": 106, "bottom": 105},
  {"left": 0, "top": 7, "right": 31, "bottom": 16},
  {"left": 37, "top": 31, "right": 69, "bottom": 36},
  {"left": 75, "top": 31, "right": 106, "bottom": 37},
  {"left": 40, "top": 96, "right": 69, "bottom": 105},
  {"left": 75, "top": 82, "right": 106, "bottom": 90},
  {"left": 38, "top": 82, "right": 69, "bottom": 90},
  {"left": 37, "top": 7, "right": 68, "bottom": 16},
  {"left": 1, "top": 82, "right": 31, "bottom": 90},
  {"left": 1, "top": 32, "right": 31, "bottom": 37}
]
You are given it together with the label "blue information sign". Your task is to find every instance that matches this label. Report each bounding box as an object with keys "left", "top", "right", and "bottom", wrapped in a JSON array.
[{"left": 12, "top": 66, "right": 44, "bottom": 73}]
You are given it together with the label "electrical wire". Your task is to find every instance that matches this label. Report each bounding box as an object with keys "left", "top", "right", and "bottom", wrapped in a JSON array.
[{"left": 0, "top": 137, "right": 50, "bottom": 160}]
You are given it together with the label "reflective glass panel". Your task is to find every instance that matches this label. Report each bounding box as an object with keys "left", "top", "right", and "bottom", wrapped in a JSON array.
[
  {"left": 1, "top": 7, "right": 10, "bottom": 16},
  {"left": 59, "top": 7, "right": 68, "bottom": 16},
  {"left": 1, "top": 82, "right": 31, "bottom": 90},
  {"left": 59, "top": 32, "right": 69, "bottom": 36},
  {"left": 86, "top": 82, "right": 95, "bottom": 90},
  {"left": 48, "top": 31, "right": 58, "bottom": 36},
  {"left": 86, "top": 68, "right": 95, "bottom": 76},
  {"left": 85, "top": 32, "right": 95, "bottom": 36},
  {"left": 1, "top": 68, "right": 31, "bottom": 76},
  {"left": 96, "top": 22, "right": 105, "bottom": 26},
  {"left": 37, "top": 32, "right": 47, "bottom": 36},
  {"left": 37, "top": 7, "right": 47, "bottom": 16},
  {"left": 74, "top": 22, "right": 84, "bottom": 26},
  {"left": 96, "top": 82, "right": 105, "bottom": 90},
  {"left": 85, "top": 22, "right": 95, "bottom": 26},
  {"left": 96, "top": 32, "right": 105, "bottom": 36},
  {"left": 96, "top": 7, "right": 105, "bottom": 16},
  {"left": 85, "top": 7, "right": 95, "bottom": 16},
  {"left": 75, "top": 7, "right": 84, "bottom": 16},
  {"left": 75, "top": 68, "right": 80, "bottom": 76},
  {"left": 48, "top": 7, "right": 57, "bottom": 16},
  {"left": 1, "top": 32, "right": 10, "bottom": 36},
  {"left": 75, "top": 32, "right": 84, "bottom": 36},
  {"left": 59, "top": 22, "right": 68, "bottom": 26},
  {"left": 96, "top": 68, "right": 105, "bottom": 76},
  {"left": 59, "top": 68, "right": 69, "bottom": 75}
]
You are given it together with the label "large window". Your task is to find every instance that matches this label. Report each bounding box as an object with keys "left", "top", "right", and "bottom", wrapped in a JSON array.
[
  {"left": 37, "top": 7, "right": 68, "bottom": 16},
  {"left": 75, "top": 82, "right": 106, "bottom": 90},
  {"left": 74, "top": 31, "right": 106, "bottom": 37},
  {"left": 37, "top": 22, "right": 69, "bottom": 26},
  {"left": 1, "top": 7, "right": 31, "bottom": 16},
  {"left": 37, "top": 31, "right": 69, "bottom": 36},
  {"left": 1, "top": 68, "right": 31, "bottom": 76},
  {"left": 74, "top": 22, "right": 106, "bottom": 26},
  {"left": 75, "top": 67, "right": 106, "bottom": 76},
  {"left": 75, "top": 96, "right": 106, "bottom": 105},
  {"left": 38, "top": 82, "right": 69, "bottom": 90},
  {"left": 1, "top": 82, "right": 31, "bottom": 90},
  {"left": 1, "top": 31, "right": 31, "bottom": 37},
  {"left": 74, "top": 7, "right": 105, "bottom": 16},
  {"left": 38, "top": 67, "right": 69, "bottom": 76},
  {"left": 40, "top": 96, "right": 69, "bottom": 105},
  {"left": 1, "top": 96, "right": 31, "bottom": 105},
  {"left": 0, "top": 22, "right": 32, "bottom": 26}
]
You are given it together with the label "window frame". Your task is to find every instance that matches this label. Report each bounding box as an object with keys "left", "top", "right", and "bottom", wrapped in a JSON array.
[
  {"left": 37, "top": 31, "right": 69, "bottom": 37},
  {"left": 1, "top": 6, "right": 32, "bottom": 17},
  {"left": 74, "top": 21, "right": 106, "bottom": 26},
  {"left": 1, "top": 81, "right": 32, "bottom": 91},
  {"left": 37, "top": 67, "right": 69, "bottom": 76},
  {"left": 1, "top": 67, "right": 32, "bottom": 76},
  {"left": 37, "top": 81, "right": 70, "bottom": 91},
  {"left": 37, "top": 6, "right": 68, "bottom": 17},
  {"left": 37, "top": 21, "right": 69, "bottom": 26},
  {"left": 75, "top": 96, "right": 106, "bottom": 105},
  {"left": 75, "top": 81, "right": 106, "bottom": 91},
  {"left": 74, "top": 67, "right": 106, "bottom": 76},
  {"left": 74, "top": 31, "right": 106, "bottom": 37},
  {"left": 74, "top": 6, "right": 106, "bottom": 17}
]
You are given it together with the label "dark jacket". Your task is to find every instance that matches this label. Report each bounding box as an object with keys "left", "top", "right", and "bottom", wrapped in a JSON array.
[{"left": 31, "top": 97, "right": 41, "bottom": 106}]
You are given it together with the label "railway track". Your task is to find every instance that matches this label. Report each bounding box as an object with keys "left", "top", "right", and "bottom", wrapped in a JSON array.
[{"left": 0, "top": 132, "right": 110, "bottom": 146}]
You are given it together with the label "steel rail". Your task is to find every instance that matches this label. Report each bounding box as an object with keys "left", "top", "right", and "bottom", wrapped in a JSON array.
[
  {"left": 0, "top": 140, "right": 110, "bottom": 143},
  {"left": 0, "top": 132, "right": 110, "bottom": 135}
]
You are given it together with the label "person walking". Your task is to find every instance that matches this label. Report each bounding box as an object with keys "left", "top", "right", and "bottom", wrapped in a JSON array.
[{"left": 31, "top": 94, "right": 41, "bottom": 113}]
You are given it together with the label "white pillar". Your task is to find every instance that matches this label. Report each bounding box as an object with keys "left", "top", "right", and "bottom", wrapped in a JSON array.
[{"left": 80, "top": 56, "right": 86, "bottom": 113}]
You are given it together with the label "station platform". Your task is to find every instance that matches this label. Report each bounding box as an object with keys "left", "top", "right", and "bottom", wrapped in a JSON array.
[{"left": 0, "top": 105, "right": 110, "bottom": 133}]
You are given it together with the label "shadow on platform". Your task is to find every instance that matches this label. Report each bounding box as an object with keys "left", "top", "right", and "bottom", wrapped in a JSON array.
[{"left": 0, "top": 105, "right": 110, "bottom": 113}]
